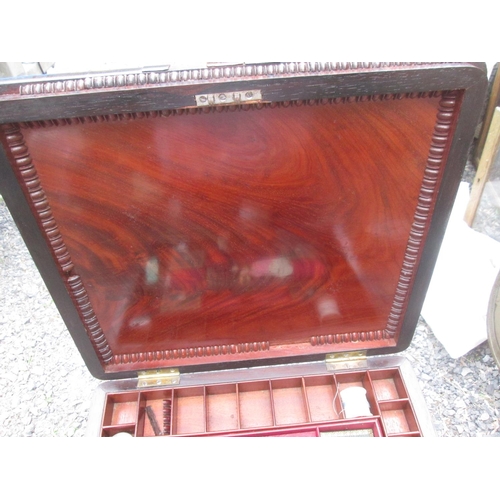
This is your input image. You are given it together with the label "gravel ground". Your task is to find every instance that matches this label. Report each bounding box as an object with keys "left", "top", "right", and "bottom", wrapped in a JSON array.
[{"left": 1, "top": 164, "right": 500, "bottom": 437}]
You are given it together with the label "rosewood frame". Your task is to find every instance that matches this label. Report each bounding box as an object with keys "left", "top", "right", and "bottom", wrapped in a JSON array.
[{"left": 0, "top": 63, "right": 487, "bottom": 379}]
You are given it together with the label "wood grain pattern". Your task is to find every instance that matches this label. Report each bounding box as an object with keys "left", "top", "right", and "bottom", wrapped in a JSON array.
[{"left": 11, "top": 92, "right": 446, "bottom": 371}]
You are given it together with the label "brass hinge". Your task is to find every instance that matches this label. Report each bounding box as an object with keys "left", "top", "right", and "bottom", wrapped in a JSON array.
[
  {"left": 137, "top": 368, "right": 180, "bottom": 388},
  {"left": 195, "top": 89, "right": 262, "bottom": 107},
  {"left": 326, "top": 351, "right": 367, "bottom": 371}
]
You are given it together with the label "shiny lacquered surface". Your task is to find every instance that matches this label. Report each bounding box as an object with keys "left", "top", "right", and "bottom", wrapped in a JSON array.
[{"left": 21, "top": 97, "right": 440, "bottom": 360}]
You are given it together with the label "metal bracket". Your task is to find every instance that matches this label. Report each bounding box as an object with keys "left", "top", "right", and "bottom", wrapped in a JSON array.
[
  {"left": 137, "top": 368, "right": 180, "bottom": 388},
  {"left": 326, "top": 351, "right": 367, "bottom": 371},
  {"left": 195, "top": 89, "right": 262, "bottom": 107}
]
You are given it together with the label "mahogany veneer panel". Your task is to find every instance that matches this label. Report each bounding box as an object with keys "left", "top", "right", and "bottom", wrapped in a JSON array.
[{"left": 17, "top": 96, "right": 441, "bottom": 368}]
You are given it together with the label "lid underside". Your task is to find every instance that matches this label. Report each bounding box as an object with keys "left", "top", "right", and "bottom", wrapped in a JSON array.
[{"left": 0, "top": 63, "right": 486, "bottom": 378}]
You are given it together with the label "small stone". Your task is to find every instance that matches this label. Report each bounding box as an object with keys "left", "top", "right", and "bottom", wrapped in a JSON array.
[
  {"left": 483, "top": 354, "right": 491, "bottom": 363},
  {"left": 24, "top": 423, "right": 35, "bottom": 436},
  {"left": 480, "top": 412, "right": 490, "bottom": 421},
  {"left": 461, "top": 367, "right": 473, "bottom": 377},
  {"left": 434, "top": 421, "right": 445, "bottom": 431},
  {"left": 488, "top": 421, "right": 499, "bottom": 430}
]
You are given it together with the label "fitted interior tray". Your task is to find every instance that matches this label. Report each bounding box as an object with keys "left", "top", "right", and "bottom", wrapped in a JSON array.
[{"left": 88, "top": 356, "right": 434, "bottom": 437}]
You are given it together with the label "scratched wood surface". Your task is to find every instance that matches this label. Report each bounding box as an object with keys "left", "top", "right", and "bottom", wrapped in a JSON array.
[{"left": 18, "top": 95, "right": 440, "bottom": 364}]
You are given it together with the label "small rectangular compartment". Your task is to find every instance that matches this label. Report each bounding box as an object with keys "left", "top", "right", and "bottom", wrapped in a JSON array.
[
  {"left": 102, "top": 392, "right": 139, "bottom": 427},
  {"left": 318, "top": 418, "right": 384, "bottom": 437},
  {"left": 138, "top": 389, "right": 173, "bottom": 437},
  {"left": 101, "top": 424, "right": 136, "bottom": 437},
  {"left": 172, "top": 386, "right": 205, "bottom": 435},
  {"left": 369, "top": 369, "right": 409, "bottom": 401},
  {"left": 238, "top": 381, "right": 274, "bottom": 429},
  {"left": 206, "top": 384, "right": 239, "bottom": 432},
  {"left": 271, "top": 378, "right": 309, "bottom": 426},
  {"left": 335, "top": 372, "right": 377, "bottom": 419},
  {"left": 304, "top": 375, "right": 340, "bottom": 422},
  {"left": 379, "top": 400, "right": 420, "bottom": 436}
]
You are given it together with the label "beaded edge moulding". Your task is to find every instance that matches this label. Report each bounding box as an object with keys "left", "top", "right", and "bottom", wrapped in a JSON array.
[{"left": 16, "top": 62, "right": 438, "bottom": 96}]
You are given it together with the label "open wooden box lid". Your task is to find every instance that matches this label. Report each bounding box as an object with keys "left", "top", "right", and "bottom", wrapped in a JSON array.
[{"left": 0, "top": 63, "right": 487, "bottom": 380}]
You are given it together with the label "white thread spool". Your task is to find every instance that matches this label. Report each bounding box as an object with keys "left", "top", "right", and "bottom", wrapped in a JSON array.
[{"left": 339, "top": 387, "right": 372, "bottom": 418}]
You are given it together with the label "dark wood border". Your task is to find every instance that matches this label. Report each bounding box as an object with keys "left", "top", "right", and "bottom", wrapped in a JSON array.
[
  {"left": 0, "top": 63, "right": 488, "bottom": 379},
  {"left": 0, "top": 63, "right": 486, "bottom": 124}
]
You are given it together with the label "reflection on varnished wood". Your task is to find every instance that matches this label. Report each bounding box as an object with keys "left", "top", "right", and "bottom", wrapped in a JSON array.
[{"left": 21, "top": 95, "right": 441, "bottom": 357}]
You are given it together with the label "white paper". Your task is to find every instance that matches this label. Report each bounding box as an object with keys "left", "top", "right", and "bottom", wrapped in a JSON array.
[{"left": 421, "top": 182, "right": 500, "bottom": 358}]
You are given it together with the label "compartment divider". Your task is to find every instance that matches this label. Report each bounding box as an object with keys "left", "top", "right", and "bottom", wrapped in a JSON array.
[
  {"left": 362, "top": 373, "right": 378, "bottom": 418},
  {"left": 269, "top": 380, "right": 277, "bottom": 427},
  {"left": 171, "top": 389, "right": 178, "bottom": 435},
  {"left": 203, "top": 386, "right": 207, "bottom": 434},
  {"left": 331, "top": 375, "right": 343, "bottom": 419},
  {"left": 301, "top": 378, "right": 312, "bottom": 423},
  {"left": 136, "top": 392, "right": 146, "bottom": 437},
  {"left": 365, "top": 372, "right": 381, "bottom": 417},
  {"left": 235, "top": 384, "right": 241, "bottom": 430}
]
